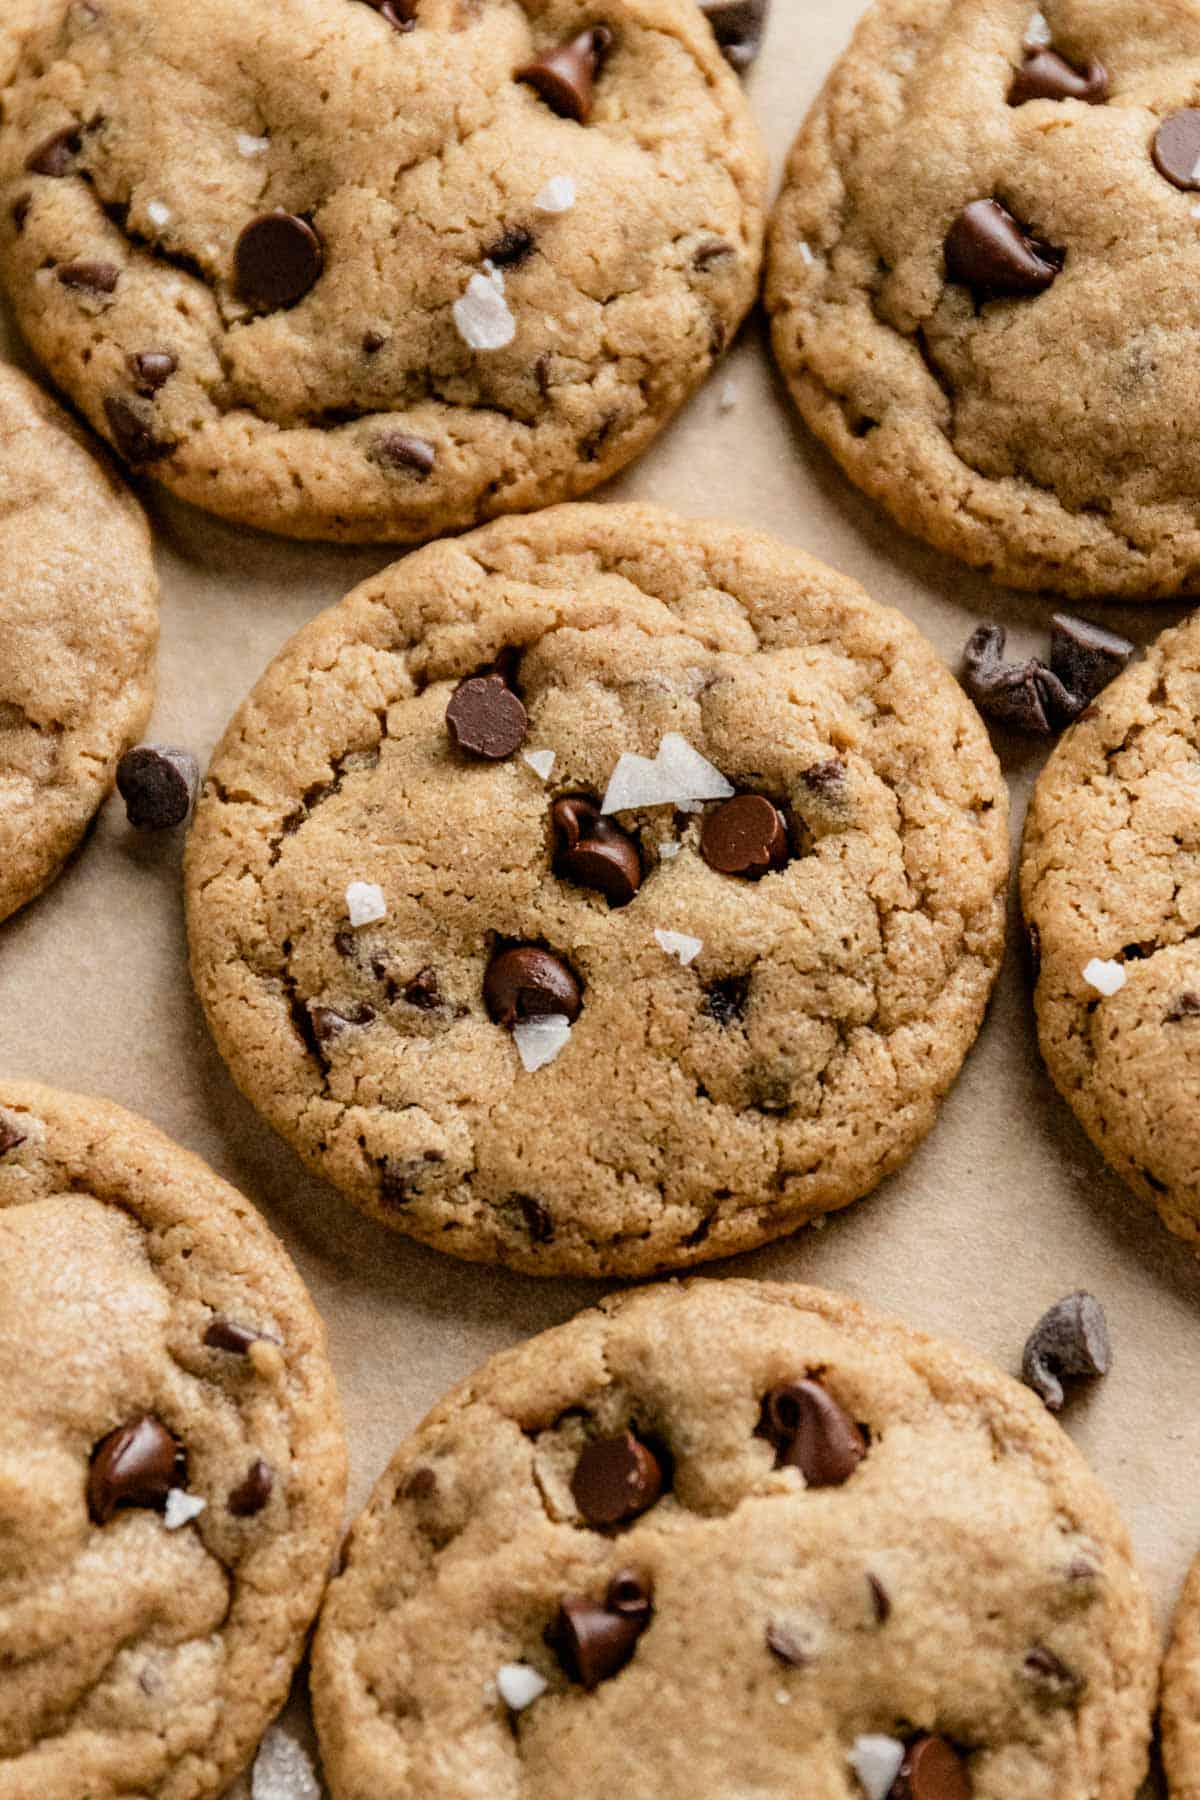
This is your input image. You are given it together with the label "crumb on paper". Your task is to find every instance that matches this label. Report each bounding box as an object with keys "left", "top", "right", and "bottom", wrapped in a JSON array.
[{"left": 346, "top": 881, "right": 387, "bottom": 928}]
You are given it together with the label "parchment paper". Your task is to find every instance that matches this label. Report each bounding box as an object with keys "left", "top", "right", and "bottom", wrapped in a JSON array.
[{"left": 2, "top": 4, "right": 1196, "bottom": 1789}]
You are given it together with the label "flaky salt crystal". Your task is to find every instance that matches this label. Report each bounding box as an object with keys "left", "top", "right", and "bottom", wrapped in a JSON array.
[
  {"left": 1024, "top": 8, "right": 1053, "bottom": 47},
  {"left": 453, "top": 271, "right": 517, "bottom": 352},
  {"left": 251, "top": 1725, "right": 321, "bottom": 1800},
  {"left": 1083, "top": 957, "right": 1125, "bottom": 997},
  {"left": 849, "top": 1735, "right": 905, "bottom": 1800},
  {"left": 346, "top": 881, "right": 386, "bottom": 928},
  {"left": 601, "top": 732, "right": 733, "bottom": 815},
  {"left": 523, "top": 748, "right": 556, "bottom": 780},
  {"left": 513, "top": 1015, "right": 572, "bottom": 1072},
  {"left": 659, "top": 840, "right": 681, "bottom": 860},
  {"left": 163, "top": 1489, "right": 206, "bottom": 1531},
  {"left": 798, "top": 240, "right": 816, "bottom": 266},
  {"left": 146, "top": 199, "right": 171, "bottom": 229},
  {"left": 496, "top": 1663, "right": 548, "bottom": 1710},
  {"left": 655, "top": 929, "right": 702, "bottom": 967},
  {"left": 535, "top": 175, "right": 577, "bottom": 214},
  {"left": 237, "top": 133, "right": 270, "bottom": 158}
]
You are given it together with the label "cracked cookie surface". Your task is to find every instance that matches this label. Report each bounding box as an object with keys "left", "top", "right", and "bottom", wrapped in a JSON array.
[
  {"left": 0, "top": 0, "right": 764, "bottom": 544},
  {"left": 184, "top": 502, "right": 1008, "bottom": 1277},
  {"left": 1022, "top": 612, "right": 1200, "bottom": 1249},
  {"left": 310, "top": 1278, "right": 1155, "bottom": 1799},
  {"left": 1162, "top": 1551, "right": 1200, "bottom": 1798},
  {"left": 767, "top": 0, "right": 1200, "bottom": 599},
  {"left": 0, "top": 361, "right": 157, "bottom": 926},
  {"left": 0, "top": 1080, "right": 347, "bottom": 1800}
]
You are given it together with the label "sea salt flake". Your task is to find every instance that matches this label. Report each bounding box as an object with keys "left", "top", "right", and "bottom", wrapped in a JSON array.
[
  {"left": 1024, "top": 8, "right": 1053, "bottom": 48},
  {"left": 1083, "top": 957, "right": 1125, "bottom": 997},
  {"left": 601, "top": 731, "right": 733, "bottom": 814},
  {"left": 523, "top": 748, "right": 556, "bottom": 780},
  {"left": 849, "top": 1735, "right": 906, "bottom": 1800},
  {"left": 798, "top": 239, "right": 816, "bottom": 266},
  {"left": 163, "top": 1489, "right": 206, "bottom": 1531},
  {"left": 454, "top": 270, "right": 516, "bottom": 351},
  {"left": 146, "top": 199, "right": 171, "bottom": 229},
  {"left": 496, "top": 1663, "right": 549, "bottom": 1710},
  {"left": 655, "top": 929, "right": 702, "bottom": 968},
  {"left": 513, "top": 1014, "right": 572, "bottom": 1073},
  {"left": 237, "top": 133, "right": 270, "bottom": 158},
  {"left": 252, "top": 1725, "right": 321, "bottom": 1800},
  {"left": 346, "top": 881, "right": 387, "bottom": 928},
  {"left": 535, "top": 175, "right": 577, "bottom": 214},
  {"left": 659, "top": 840, "right": 681, "bottom": 860}
]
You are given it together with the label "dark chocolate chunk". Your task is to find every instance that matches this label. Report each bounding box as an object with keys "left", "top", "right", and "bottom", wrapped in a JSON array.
[
  {"left": 1009, "top": 48, "right": 1108, "bottom": 105},
  {"left": 571, "top": 1430, "right": 664, "bottom": 1527},
  {"left": 960, "top": 623, "right": 1076, "bottom": 735},
  {"left": 1154, "top": 109, "right": 1200, "bottom": 191},
  {"left": 87, "top": 1416, "right": 182, "bottom": 1524},
  {"left": 484, "top": 946, "right": 582, "bottom": 1025},
  {"left": 228, "top": 1458, "right": 274, "bottom": 1517},
  {"left": 58, "top": 259, "right": 119, "bottom": 294},
  {"left": 552, "top": 797, "right": 642, "bottom": 906},
  {"left": 1021, "top": 1291, "right": 1110, "bottom": 1412},
  {"left": 700, "top": 794, "right": 789, "bottom": 877},
  {"left": 551, "top": 1569, "right": 652, "bottom": 1687},
  {"left": 26, "top": 126, "right": 82, "bottom": 176},
  {"left": 1049, "top": 614, "right": 1134, "bottom": 707},
  {"left": 516, "top": 26, "right": 613, "bottom": 123},
  {"left": 370, "top": 432, "right": 436, "bottom": 476},
  {"left": 944, "top": 199, "right": 1063, "bottom": 299},
  {"left": 760, "top": 1379, "right": 866, "bottom": 1486},
  {"left": 234, "top": 211, "right": 323, "bottom": 311},
  {"left": 445, "top": 672, "right": 528, "bottom": 760},
  {"left": 697, "top": 0, "right": 770, "bottom": 70},
  {"left": 129, "top": 350, "right": 178, "bottom": 395},
  {"left": 115, "top": 745, "right": 198, "bottom": 828}
]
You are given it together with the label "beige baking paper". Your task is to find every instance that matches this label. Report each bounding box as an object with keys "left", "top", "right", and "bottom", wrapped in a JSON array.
[{"left": 1, "top": 3, "right": 1195, "bottom": 1792}]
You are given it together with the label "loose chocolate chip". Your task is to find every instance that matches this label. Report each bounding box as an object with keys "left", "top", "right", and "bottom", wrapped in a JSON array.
[
  {"left": 765, "top": 1620, "right": 814, "bottom": 1666},
  {"left": 1049, "top": 613, "right": 1134, "bottom": 707},
  {"left": 228, "top": 1458, "right": 274, "bottom": 1517},
  {"left": 703, "top": 974, "right": 750, "bottom": 1027},
  {"left": 0, "top": 1121, "right": 27, "bottom": 1156},
  {"left": 484, "top": 945, "right": 582, "bottom": 1025},
  {"left": 760, "top": 1380, "right": 866, "bottom": 1486},
  {"left": 867, "top": 1571, "right": 892, "bottom": 1624},
  {"left": 890, "top": 1736, "right": 971, "bottom": 1800},
  {"left": 1023, "top": 1644, "right": 1085, "bottom": 1705},
  {"left": 1009, "top": 48, "right": 1108, "bottom": 105},
  {"left": 1167, "top": 991, "right": 1200, "bottom": 1021},
  {"left": 516, "top": 26, "right": 613, "bottom": 124},
  {"left": 128, "top": 350, "right": 178, "bottom": 395},
  {"left": 234, "top": 211, "right": 323, "bottom": 311},
  {"left": 486, "top": 226, "right": 535, "bottom": 267},
  {"left": 204, "top": 1318, "right": 263, "bottom": 1354},
  {"left": 961, "top": 623, "right": 1075, "bottom": 735},
  {"left": 308, "top": 1001, "right": 376, "bottom": 1044},
  {"left": 552, "top": 1570, "right": 652, "bottom": 1687},
  {"left": 1154, "top": 109, "right": 1200, "bottom": 190},
  {"left": 552, "top": 797, "right": 642, "bottom": 906},
  {"left": 370, "top": 432, "right": 436, "bottom": 476},
  {"left": 366, "top": 0, "right": 417, "bottom": 29},
  {"left": 403, "top": 967, "right": 443, "bottom": 1010},
  {"left": 116, "top": 744, "right": 199, "bottom": 828},
  {"left": 87, "top": 1416, "right": 182, "bottom": 1524},
  {"left": 58, "top": 259, "right": 119, "bottom": 294},
  {"left": 1021, "top": 1291, "right": 1110, "bottom": 1412},
  {"left": 26, "top": 126, "right": 82, "bottom": 175},
  {"left": 944, "top": 199, "right": 1063, "bottom": 299},
  {"left": 700, "top": 794, "right": 789, "bottom": 877},
  {"left": 698, "top": 0, "right": 770, "bottom": 70},
  {"left": 571, "top": 1430, "right": 664, "bottom": 1527},
  {"left": 445, "top": 672, "right": 528, "bottom": 760}
]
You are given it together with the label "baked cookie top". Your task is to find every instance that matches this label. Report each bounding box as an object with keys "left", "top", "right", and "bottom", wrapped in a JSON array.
[
  {"left": 1022, "top": 611, "right": 1200, "bottom": 1248},
  {"left": 1163, "top": 1552, "right": 1200, "bottom": 1798},
  {"left": 767, "top": 0, "right": 1200, "bottom": 599},
  {"left": 0, "top": 361, "right": 158, "bottom": 926},
  {"left": 185, "top": 503, "right": 1008, "bottom": 1277},
  {"left": 0, "top": 0, "right": 764, "bottom": 544},
  {"left": 311, "top": 1278, "right": 1156, "bottom": 1799},
  {"left": 0, "top": 1081, "right": 347, "bottom": 1800}
]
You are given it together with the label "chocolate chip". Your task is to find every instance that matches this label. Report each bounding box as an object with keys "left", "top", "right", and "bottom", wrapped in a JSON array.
[
  {"left": 1021, "top": 1291, "right": 1110, "bottom": 1412},
  {"left": 700, "top": 794, "right": 789, "bottom": 877},
  {"left": 765, "top": 1620, "right": 814, "bottom": 1667},
  {"left": 552, "top": 797, "right": 642, "bottom": 906},
  {"left": 1049, "top": 614, "right": 1134, "bottom": 707},
  {"left": 204, "top": 1318, "right": 263, "bottom": 1354},
  {"left": 516, "top": 26, "right": 613, "bottom": 124},
  {"left": 693, "top": 238, "right": 735, "bottom": 270},
  {"left": 890, "top": 1736, "right": 971, "bottom": 1800},
  {"left": 362, "top": 329, "right": 388, "bottom": 354},
  {"left": 484, "top": 945, "right": 582, "bottom": 1025},
  {"left": 1167, "top": 991, "right": 1200, "bottom": 1021},
  {"left": 698, "top": 0, "right": 770, "bottom": 70},
  {"left": 551, "top": 1569, "right": 652, "bottom": 1688},
  {"left": 944, "top": 199, "right": 1063, "bottom": 299},
  {"left": 234, "top": 211, "right": 323, "bottom": 311},
  {"left": 366, "top": 0, "right": 417, "bottom": 29},
  {"left": 105, "top": 394, "right": 177, "bottom": 466},
  {"left": 1154, "top": 109, "right": 1200, "bottom": 190},
  {"left": 1023, "top": 1644, "right": 1085, "bottom": 1705},
  {"left": 12, "top": 194, "right": 32, "bottom": 232},
  {"left": 87, "top": 1416, "right": 182, "bottom": 1524},
  {"left": 703, "top": 974, "right": 750, "bottom": 1026},
  {"left": 404, "top": 1465, "right": 437, "bottom": 1501},
  {"left": 116, "top": 745, "right": 199, "bottom": 829},
  {"left": 403, "top": 967, "right": 442, "bottom": 1010},
  {"left": 515, "top": 1195, "right": 554, "bottom": 1243},
  {"left": 960, "top": 623, "right": 1075, "bottom": 735},
  {"left": 128, "top": 350, "right": 178, "bottom": 395},
  {"left": 571, "top": 1430, "right": 664, "bottom": 1527},
  {"left": 486, "top": 226, "right": 535, "bottom": 267},
  {"left": 760, "top": 1380, "right": 866, "bottom": 1486},
  {"left": 867, "top": 1571, "right": 892, "bottom": 1624},
  {"left": 308, "top": 1001, "right": 376, "bottom": 1044},
  {"left": 26, "top": 126, "right": 82, "bottom": 175},
  {"left": 369, "top": 432, "right": 436, "bottom": 477},
  {"left": 0, "top": 1121, "right": 27, "bottom": 1156},
  {"left": 1009, "top": 49, "right": 1108, "bottom": 105},
  {"left": 445, "top": 672, "right": 528, "bottom": 760},
  {"left": 228, "top": 1458, "right": 274, "bottom": 1517},
  {"left": 58, "top": 259, "right": 119, "bottom": 294},
  {"left": 378, "top": 1150, "right": 444, "bottom": 1208}
]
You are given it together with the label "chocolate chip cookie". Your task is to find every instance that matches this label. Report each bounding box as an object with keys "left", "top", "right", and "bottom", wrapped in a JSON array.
[
  {"left": 0, "top": 362, "right": 158, "bottom": 926},
  {"left": 767, "top": 0, "right": 1200, "bottom": 599},
  {"left": 1163, "top": 1553, "right": 1200, "bottom": 1798},
  {"left": 310, "top": 1278, "right": 1156, "bottom": 1798},
  {"left": 1020, "top": 612, "right": 1200, "bottom": 1249},
  {"left": 185, "top": 502, "right": 1008, "bottom": 1277},
  {"left": 0, "top": 0, "right": 764, "bottom": 545},
  {"left": 0, "top": 1080, "right": 347, "bottom": 1798}
]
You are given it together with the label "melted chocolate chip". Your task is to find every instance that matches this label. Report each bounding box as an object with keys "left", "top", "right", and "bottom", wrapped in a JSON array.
[
  {"left": 516, "top": 26, "right": 613, "bottom": 124},
  {"left": 867, "top": 1571, "right": 892, "bottom": 1624},
  {"left": 890, "top": 1737, "right": 971, "bottom": 1800},
  {"left": 87, "top": 1416, "right": 182, "bottom": 1524},
  {"left": 552, "top": 797, "right": 642, "bottom": 906},
  {"left": 403, "top": 967, "right": 443, "bottom": 1010},
  {"left": 486, "top": 226, "right": 535, "bottom": 267},
  {"left": 484, "top": 946, "right": 582, "bottom": 1025},
  {"left": 1154, "top": 109, "right": 1200, "bottom": 191},
  {"left": 445, "top": 672, "right": 528, "bottom": 760},
  {"left": 58, "top": 259, "right": 119, "bottom": 294},
  {"left": 760, "top": 1380, "right": 866, "bottom": 1486},
  {"left": 104, "top": 395, "right": 177, "bottom": 465},
  {"left": 234, "top": 211, "right": 323, "bottom": 311},
  {"left": 129, "top": 350, "right": 178, "bottom": 395},
  {"left": 698, "top": 0, "right": 770, "bottom": 70},
  {"left": 701, "top": 795, "right": 789, "bottom": 877},
  {"left": 204, "top": 1318, "right": 264, "bottom": 1355},
  {"left": 571, "top": 1430, "right": 664, "bottom": 1527},
  {"left": 26, "top": 126, "right": 82, "bottom": 175},
  {"left": 370, "top": 432, "right": 436, "bottom": 476},
  {"left": 116, "top": 745, "right": 198, "bottom": 828},
  {"left": 308, "top": 1001, "right": 377, "bottom": 1044},
  {"left": 1009, "top": 48, "right": 1108, "bottom": 105},
  {"left": 228, "top": 1458, "right": 274, "bottom": 1517},
  {"left": 944, "top": 199, "right": 1063, "bottom": 299},
  {"left": 1021, "top": 1292, "right": 1110, "bottom": 1412},
  {"left": 551, "top": 1569, "right": 652, "bottom": 1687}
]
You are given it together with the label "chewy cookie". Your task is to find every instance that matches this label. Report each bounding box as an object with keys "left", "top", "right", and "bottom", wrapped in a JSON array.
[
  {"left": 768, "top": 0, "right": 1200, "bottom": 599},
  {"left": 185, "top": 503, "right": 1008, "bottom": 1277},
  {"left": 311, "top": 1279, "right": 1156, "bottom": 1798},
  {"left": 0, "top": 361, "right": 158, "bottom": 926},
  {"left": 1163, "top": 1554, "right": 1200, "bottom": 1798},
  {"left": 0, "top": 0, "right": 764, "bottom": 544},
  {"left": 1021, "top": 613, "right": 1200, "bottom": 1249},
  {"left": 0, "top": 1081, "right": 347, "bottom": 1799}
]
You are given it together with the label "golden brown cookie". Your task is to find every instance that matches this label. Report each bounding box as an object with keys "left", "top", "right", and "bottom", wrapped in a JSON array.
[
  {"left": 0, "top": 362, "right": 157, "bottom": 925},
  {"left": 0, "top": 1081, "right": 347, "bottom": 1799},
  {"left": 767, "top": 0, "right": 1200, "bottom": 599},
  {"left": 185, "top": 502, "right": 1008, "bottom": 1277},
  {"left": 0, "top": 0, "right": 764, "bottom": 543},
  {"left": 311, "top": 1279, "right": 1156, "bottom": 1798},
  {"left": 1163, "top": 1553, "right": 1200, "bottom": 1798}
]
